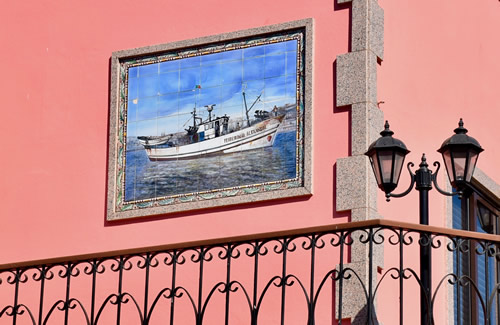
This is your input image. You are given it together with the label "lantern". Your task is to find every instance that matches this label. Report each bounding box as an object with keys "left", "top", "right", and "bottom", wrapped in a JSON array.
[
  {"left": 437, "top": 119, "right": 483, "bottom": 190},
  {"left": 365, "top": 121, "right": 410, "bottom": 195}
]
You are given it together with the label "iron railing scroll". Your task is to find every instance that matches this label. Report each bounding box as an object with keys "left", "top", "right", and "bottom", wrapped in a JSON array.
[{"left": 0, "top": 220, "right": 498, "bottom": 325}]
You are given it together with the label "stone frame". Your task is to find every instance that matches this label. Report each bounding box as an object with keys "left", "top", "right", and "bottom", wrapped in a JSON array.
[
  {"left": 334, "top": 0, "right": 385, "bottom": 322},
  {"left": 106, "top": 19, "right": 313, "bottom": 221}
]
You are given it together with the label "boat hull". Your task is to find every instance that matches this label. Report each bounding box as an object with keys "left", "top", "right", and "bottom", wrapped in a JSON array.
[
  {"left": 137, "top": 135, "right": 171, "bottom": 146},
  {"left": 145, "top": 117, "right": 283, "bottom": 161}
]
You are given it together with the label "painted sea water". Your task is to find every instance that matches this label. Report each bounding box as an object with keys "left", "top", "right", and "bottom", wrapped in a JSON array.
[{"left": 124, "top": 130, "right": 297, "bottom": 202}]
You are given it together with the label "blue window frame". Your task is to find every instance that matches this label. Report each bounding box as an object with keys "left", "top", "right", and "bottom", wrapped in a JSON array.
[{"left": 452, "top": 192, "right": 499, "bottom": 325}]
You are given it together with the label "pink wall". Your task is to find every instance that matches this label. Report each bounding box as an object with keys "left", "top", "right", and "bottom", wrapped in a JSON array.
[
  {"left": 378, "top": 0, "right": 500, "bottom": 228},
  {"left": 1, "top": 0, "right": 498, "bottom": 323},
  {"left": 377, "top": 1, "right": 500, "bottom": 324},
  {"left": 0, "top": 1, "right": 349, "bottom": 264}
]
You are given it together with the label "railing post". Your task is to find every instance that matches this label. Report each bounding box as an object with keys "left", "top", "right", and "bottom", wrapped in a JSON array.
[
  {"left": 337, "top": 232, "right": 344, "bottom": 325},
  {"left": 116, "top": 257, "right": 123, "bottom": 325},
  {"left": 90, "top": 261, "right": 97, "bottom": 325},
  {"left": 196, "top": 248, "right": 204, "bottom": 325},
  {"left": 38, "top": 266, "right": 47, "bottom": 325},
  {"left": 224, "top": 245, "right": 232, "bottom": 325},
  {"left": 308, "top": 235, "right": 316, "bottom": 325},
  {"left": 367, "top": 228, "right": 374, "bottom": 324},
  {"left": 12, "top": 269, "right": 19, "bottom": 325},
  {"left": 251, "top": 242, "right": 259, "bottom": 325},
  {"left": 143, "top": 254, "right": 151, "bottom": 325},
  {"left": 280, "top": 238, "right": 287, "bottom": 325},
  {"left": 170, "top": 252, "right": 177, "bottom": 325},
  {"left": 399, "top": 229, "right": 404, "bottom": 325},
  {"left": 64, "top": 263, "right": 72, "bottom": 325}
]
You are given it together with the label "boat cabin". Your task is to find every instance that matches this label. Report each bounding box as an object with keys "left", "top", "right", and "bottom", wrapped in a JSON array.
[{"left": 193, "top": 115, "right": 229, "bottom": 142}]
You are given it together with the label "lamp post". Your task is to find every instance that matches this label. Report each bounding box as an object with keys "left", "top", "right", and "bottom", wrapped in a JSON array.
[{"left": 365, "top": 119, "right": 483, "bottom": 325}]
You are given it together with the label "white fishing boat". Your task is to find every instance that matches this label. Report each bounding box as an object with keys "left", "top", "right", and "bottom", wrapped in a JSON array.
[
  {"left": 137, "top": 134, "right": 172, "bottom": 146},
  {"left": 137, "top": 93, "right": 285, "bottom": 161}
]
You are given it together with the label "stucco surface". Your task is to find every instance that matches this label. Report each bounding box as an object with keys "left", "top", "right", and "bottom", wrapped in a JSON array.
[
  {"left": 1, "top": 0, "right": 498, "bottom": 324},
  {"left": 0, "top": 1, "right": 350, "bottom": 265},
  {"left": 376, "top": 1, "right": 500, "bottom": 324}
]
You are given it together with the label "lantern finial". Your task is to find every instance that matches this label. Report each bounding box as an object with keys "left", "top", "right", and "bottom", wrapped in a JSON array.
[
  {"left": 454, "top": 118, "right": 468, "bottom": 135},
  {"left": 380, "top": 120, "right": 394, "bottom": 137},
  {"left": 419, "top": 154, "right": 428, "bottom": 168}
]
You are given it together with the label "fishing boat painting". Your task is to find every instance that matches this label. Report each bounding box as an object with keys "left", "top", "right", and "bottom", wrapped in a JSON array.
[
  {"left": 137, "top": 89, "right": 287, "bottom": 160},
  {"left": 111, "top": 26, "right": 310, "bottom": 216}
]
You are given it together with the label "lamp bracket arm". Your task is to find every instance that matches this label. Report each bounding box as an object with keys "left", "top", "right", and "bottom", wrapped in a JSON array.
[
  {"left": 387, "top": 162, "right": 416, "bottom": 201},
  {"left": 431, "top": 161, "right": 461, "bottom": 197}
]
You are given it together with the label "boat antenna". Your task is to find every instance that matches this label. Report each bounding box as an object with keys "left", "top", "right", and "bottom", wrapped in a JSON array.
[
  {"left": 205, "top": 104, "right": 216, "bottom": 122},
  {"left": 192, "top": 106, "right": 197, "bottom": 129}
]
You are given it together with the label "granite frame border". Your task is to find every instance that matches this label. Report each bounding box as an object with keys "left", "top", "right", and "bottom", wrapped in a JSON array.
[{"left": 106, "top": 19, "right": 314, "bottom": 221}]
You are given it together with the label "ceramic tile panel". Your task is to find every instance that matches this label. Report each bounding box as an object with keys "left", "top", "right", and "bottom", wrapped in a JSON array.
[{"left": 107, "top": 19, "right": 313, "bottom": 220}]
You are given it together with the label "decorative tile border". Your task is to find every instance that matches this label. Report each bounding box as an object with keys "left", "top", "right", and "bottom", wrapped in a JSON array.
[{"left": 107, "top": 19, "right": 313, "bottom": 220}]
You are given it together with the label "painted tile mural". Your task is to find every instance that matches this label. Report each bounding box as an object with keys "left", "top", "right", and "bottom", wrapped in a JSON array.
[{"left": 111, "top": 28, "right": 308, "bottom": 217}]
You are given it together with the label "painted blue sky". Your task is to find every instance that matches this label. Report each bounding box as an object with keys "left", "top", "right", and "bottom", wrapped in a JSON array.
[{"left": 126, "top": 39, "right": 298, "bottom": 137}]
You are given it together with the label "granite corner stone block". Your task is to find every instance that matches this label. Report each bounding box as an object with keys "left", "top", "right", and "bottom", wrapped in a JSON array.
[
  {"left": 351, "top": 0, "right": 369, "bottom": 53},
  {"left": 336, "top": 155, "right": 374, "bottom": 211},
  {"left": 351, "top": 0, "right": 384, "bottom": 60},
  {"left": 368, "top": 51, "right": 378, "bottom": 103},
  {"left": 336, "top": 51, "right": 377, "bottom": 107},
  {"left": 351, "top": 102, "right": 384, "bottom": 156},
  {"left": 335, "top": 261, "right": 381, "bottom": 321},
  {"left": 349, "top": 209, "right": 384, "bottom": 264},
  {"left": 369, "top": 0, "right": 384, "bottom": 60},
  {"left": 368, "top": 107, "right": 384, "bottom": 146},
  {"left": 350, "top": 207, "right": 380, "bottom": 222}
]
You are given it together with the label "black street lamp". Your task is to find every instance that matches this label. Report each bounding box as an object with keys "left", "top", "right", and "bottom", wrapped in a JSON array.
[
  {"left": 365, "top": 121, "right": 410, "bottom": 196},
  {"left": 365, "top": 118, "right": 483, "bottom": 325},
  {"left": 438, "top": 118, "right": 484, "bottom": 190}
]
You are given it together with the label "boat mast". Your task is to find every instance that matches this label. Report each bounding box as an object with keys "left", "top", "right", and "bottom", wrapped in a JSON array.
[
  {"left": 186, "top": 106, "right": 202, "bottom": 135},
  {"left": 242, "top": 91, "right": 262, "bottom": 127},
  {"left": 191, "top": 85, "right": 201, "bottom": 131},
  {"left": 192, "top": 106, "right": 197, "bottom": 129}
]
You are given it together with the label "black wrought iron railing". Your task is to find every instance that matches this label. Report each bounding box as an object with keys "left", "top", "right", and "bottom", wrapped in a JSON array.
[{"left": 0, "top": 220, "right": 498, "bottom": 325}]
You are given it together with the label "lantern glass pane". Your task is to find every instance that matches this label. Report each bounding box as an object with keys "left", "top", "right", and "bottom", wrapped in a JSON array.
[
  {"left": 369, "top": 154, "right": 382, "bottom": 185},
  {"left": 477, "top": 201, "right": 493, "bottom": 234},
  {"left": 392, "top": 151, "right": 405, "bottom": 184},
  {"left": 378, "top": 150, "right": 394, "bottom": 183},
  {"left": 465, "top": 151, "right": 478, "bottom": 182},
  {"left": 452, "top": 151, "right": 467, "bottom": 181},
  {"left": 442, "top": 150, "right": 454, "bottom": 184}
]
